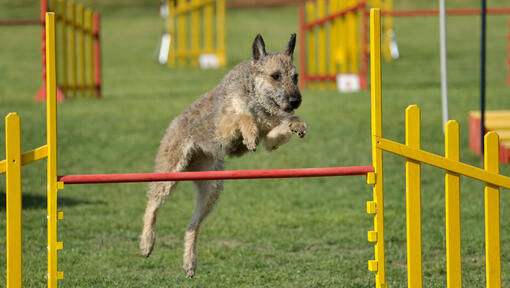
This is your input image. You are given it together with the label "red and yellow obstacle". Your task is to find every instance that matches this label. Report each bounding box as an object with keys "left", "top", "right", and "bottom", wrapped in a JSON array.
[
  {"left": 35, "top": 0, "right": 102, "bottom": 101},
  {"left": 164, "top": 0, "right": 226, "bottom": 68},
  {"left": 2, "top": 9, "right": 506, "bottom": 288},
  {"left": 298, "top": 0, "right": 394, "bottom": 91}
]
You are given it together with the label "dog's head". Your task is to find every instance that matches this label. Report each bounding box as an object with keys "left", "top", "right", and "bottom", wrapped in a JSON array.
[{"left": 251, "top": 34, "right": 301, "bottom": 116}]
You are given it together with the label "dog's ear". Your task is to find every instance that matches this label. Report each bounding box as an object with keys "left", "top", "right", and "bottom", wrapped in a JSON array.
[
  {"left": 252, "top": 34, "right": 267, "bottom": 61},
  {"left": 283, "top": 33, "right": 296, "bottom": 59}
]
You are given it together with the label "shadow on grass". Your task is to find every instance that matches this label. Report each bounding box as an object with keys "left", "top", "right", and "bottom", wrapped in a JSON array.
[{"left": 0, "top": 190, "right": 105, "bottom": 210}]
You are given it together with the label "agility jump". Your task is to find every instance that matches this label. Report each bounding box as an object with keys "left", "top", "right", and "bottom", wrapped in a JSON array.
[
  {"left": 2, "top": 9, "right": 506, "bottom": 288},
  {"left": 35, "top": 0, "right": 102, "bottom": 101},
  {"left": 298, "top": 0, "right": 394, "bottom": 91},
  {"left": 164, "top": 0, "right": 226, "bottom": 68}
]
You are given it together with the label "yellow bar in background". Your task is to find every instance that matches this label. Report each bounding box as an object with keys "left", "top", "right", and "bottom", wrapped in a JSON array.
[
  {"left": 6, "top": 113, "right": 22, "bottom": 288},
  {"left": 216, "top": 0, "right": 226, "bottom": 67},
  {"left": 45, "top": 12, "right": 62, "bottom": 288},
  {"left": 338, "top": 0, "right": 347, "bottom": 73},
  {"left": 85, "top": 9, "right": 95, "bottom": 97},
  {"left": 405, "top": 105, "right": 422, "bottom": 288},
  {"left": 60, "top": 0, "right": 68, "bottom": 96},
  {"left": 328, "top": 0, "right": 337, "bottom": 90},
  {"left": 369, "top": 8, "right": 386, "bottom": 288},
  {"left": 317, "top": 0, "right": 326, "bottom": 90},
  {"left": 166, "top": 0, "right": 176, "bottom": 67},
  {"left": 348, "top": 0, "right": 358, "bottom": 73},
  {"left": 68, "top": 1, "right": 76, "bottom": 98},
  {"left": 203, "top": 3, "right": 214, "bottom": 54},
  {"left": 305, "top": 1, "right": 316, "bottom": 89},
  {"left": 77, "top": 4, "right": 85, "bottom": 97},
  {"left": 445, "top": 120, "right": 462, "bottom": 288},
  {"left": 484, "top": 132, "right": 501, "bottom": 288},
  {"left": 177, "top": 0, "right": 187, "bottom": 66},
  {"left": 190, "top": 0, "right": 200, "bottom": 67}
]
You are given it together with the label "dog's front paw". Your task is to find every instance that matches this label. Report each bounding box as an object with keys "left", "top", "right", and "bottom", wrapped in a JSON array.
[
  {"left": 243, "top": 136, "right": 259, "bottom": 151},
  {"left": 289, "top": 121, "right": 307, "bottom": 138}
]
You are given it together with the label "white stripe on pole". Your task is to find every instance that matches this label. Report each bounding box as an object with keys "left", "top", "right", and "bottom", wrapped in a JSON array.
[{"left": 440, "top": 0, "right": 449, "bottom": 133}]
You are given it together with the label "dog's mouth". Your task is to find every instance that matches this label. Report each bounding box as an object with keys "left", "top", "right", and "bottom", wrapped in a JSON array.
[{"left": 269, "top": 97, "right": 293, "bottom": 113}]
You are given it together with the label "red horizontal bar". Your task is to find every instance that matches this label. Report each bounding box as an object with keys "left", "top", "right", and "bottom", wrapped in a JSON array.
[
  {"left": 58, "top": 166, "right": 374, "bottom": 184},
  {"left": 304, "top": 3, "right": 365, "bottom": 30},
  {"left": 381, "top": 8, "right": 510, "bottom": 17}
]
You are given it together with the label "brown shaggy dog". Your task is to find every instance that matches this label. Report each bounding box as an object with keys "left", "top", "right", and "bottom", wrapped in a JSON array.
[{"left": 140, "top": 33, "right": 307, "bottom": 277}]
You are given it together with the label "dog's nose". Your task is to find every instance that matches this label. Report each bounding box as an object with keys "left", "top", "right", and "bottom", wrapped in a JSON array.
[{"left": 289, "top": 96, "right": 301, "bottom": 109}]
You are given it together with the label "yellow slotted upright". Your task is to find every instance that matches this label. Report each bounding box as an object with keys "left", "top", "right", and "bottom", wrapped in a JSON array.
[
  {"left": 45, "top": 12, "right": 62, "bottom": 288},
  {"left": 369, "top": 8, "right": 386, "bottom": 288},
  {"left": 6, "top": 113, "right": 22, "bottom": 288},
  {"left": 405, "top": 105, "right": 422, "bottom": 288},
  {"left": 445, "top": 120, "right": 462, "bottom": 288},
  {"left": 484, "top": 132, "right": 501, "bottom": 288},
  {"left": 317, "top": 0, "right": 326, "bottom": 90}
]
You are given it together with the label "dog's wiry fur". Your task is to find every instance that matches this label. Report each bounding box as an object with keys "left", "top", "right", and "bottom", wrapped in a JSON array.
[{"left": 140, "top": 34, "right": 307, "bottom": 277}]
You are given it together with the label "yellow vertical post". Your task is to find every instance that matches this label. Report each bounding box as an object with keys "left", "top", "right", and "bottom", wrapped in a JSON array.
[
  {"left": 68, "top": 1, "right": 76, "bottom": 98},
  {"left": 85, "top": 9, "right": 94, "bottom": 97},
  {"left": 166, "top": 0, "right": 176, "bottom": 67},
  {"left": 45, "top": 12, "right": 63, "bottom": 288},
  {"left": 445, "top": 120, "right": 462, "bottom": 288},
  {"left": 317, "top": 0, "right": 326, "bottom": 90},
  {"left": 60, "top": 0, "right": 68, "bottom": 96},
  {"left": 6, "top": 113, "right": 22, "bottom": 288},
  {"left": 177, "top": 0, "right": 187, "bottom": 66},
  {"left": 190, "top": 0, "right": 200, "bottom": 67},
  {"left": 328, "top": 0, "right": 337, "bottom": 90},
  {"left": 405, "top": 105, "right": 423, "bottom": 288},
  {"left": 203, "top": 2, "right": 214, "bottom": 54},
  {"left": 216, "top": 0, "right": 226, "bottom": 67},
  {"left": 305, "top": 1, "right": 316, "bottom": 89},
  {"left": 484, "top": 132, "right": 501, "bottom": 288},
  {"left": 369, "top": 8, "right": 386, "bottom": 288},
  {"left": 77, "top": 4, "right": 85, "bottom": 97}
]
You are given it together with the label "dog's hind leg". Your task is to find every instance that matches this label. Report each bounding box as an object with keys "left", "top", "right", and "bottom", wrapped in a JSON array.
[
  {"left": 140, "top": 143, "right": 192, "bottom": 257},
  {"left": 183, "top": 157, "right": 224, "bottom": 278}
]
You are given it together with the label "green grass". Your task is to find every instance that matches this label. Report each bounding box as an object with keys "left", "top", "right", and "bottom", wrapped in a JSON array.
[{"left": 1, "top": 1, "right": 510, "bottom": 287}]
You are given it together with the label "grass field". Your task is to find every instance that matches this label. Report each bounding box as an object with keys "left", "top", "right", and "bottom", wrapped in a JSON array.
[{"left": 1, "top": 1, "right": 510, "bottom": 287}]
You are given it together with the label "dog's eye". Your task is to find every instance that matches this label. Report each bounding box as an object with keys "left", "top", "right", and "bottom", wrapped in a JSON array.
[
  {"left": 292, "top": 74, "right": 298, "bottom": 84},
  {"left": 271, "top": 73, "right": 281, "bottom": 81}
]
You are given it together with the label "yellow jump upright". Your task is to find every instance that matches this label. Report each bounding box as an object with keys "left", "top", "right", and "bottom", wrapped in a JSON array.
[
  {"left": 166, "top": 0, "right": 226, "bottom": 68},
  {"left": 368, "top": 7, "right": 503, "bottom": 288}
]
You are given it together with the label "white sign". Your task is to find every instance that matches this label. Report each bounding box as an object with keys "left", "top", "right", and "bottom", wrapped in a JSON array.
[
  {"left": 158, "top": 33, "right": 171, "bottom": 64},
  {"left": 336, "top": 74, "right": 360, "bottom": 93},
  {"left": 199, "top": 54, "right": 220, "bottom": 69}
]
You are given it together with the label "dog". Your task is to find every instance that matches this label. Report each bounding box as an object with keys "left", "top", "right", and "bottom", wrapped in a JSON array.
[{"left": 140, "top": 33, "right": 307, "bottom": 278}]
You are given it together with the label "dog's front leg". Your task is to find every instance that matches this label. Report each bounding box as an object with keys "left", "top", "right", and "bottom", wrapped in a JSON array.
[
  {"left": 239, "top": 114, "right": 259, "bottom": 151},
  {"left": 264, "top": 116, "right": 307, "bottom": 151}
]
